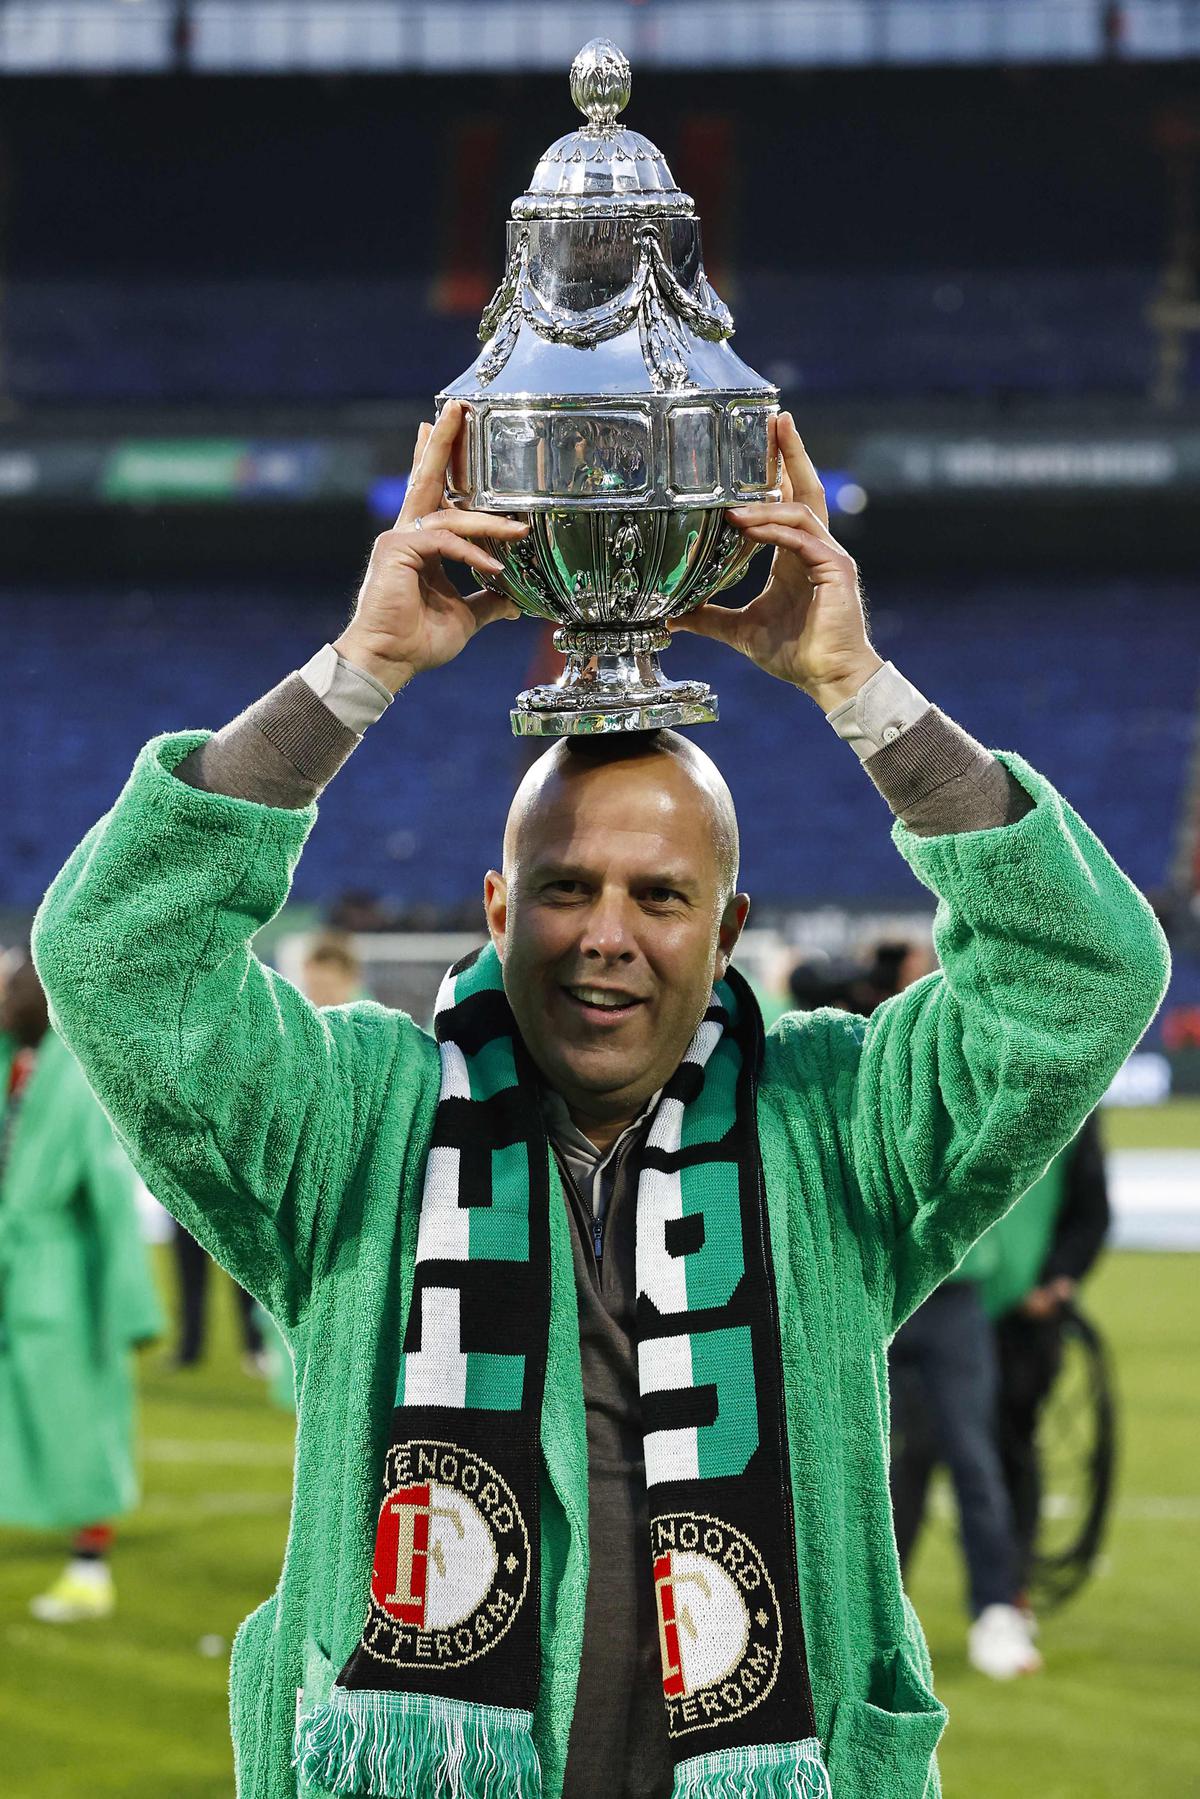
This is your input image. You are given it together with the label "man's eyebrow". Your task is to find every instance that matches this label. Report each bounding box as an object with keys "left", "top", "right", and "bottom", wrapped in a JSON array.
[
  {"left": 635, "top": 869, "right": 700, "bottom": 894},
  {"left": 528, "top": 858, "right": 701, "bottom": 896},
  {"left": 528, "top": 858, "right": 593, "bottom": 882}
]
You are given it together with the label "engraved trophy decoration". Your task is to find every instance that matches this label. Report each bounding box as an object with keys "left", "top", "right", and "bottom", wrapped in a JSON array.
[{"left": 438, "top": 37, "right": 781, "bottom": 735}]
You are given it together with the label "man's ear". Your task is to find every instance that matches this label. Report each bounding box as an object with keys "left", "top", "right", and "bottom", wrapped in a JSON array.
[
  {"left": 483, "top": 870, "right": 508, "bottom": 958},
  {"left": 715, "top": 892, "right": 751, "bottom": 979}
]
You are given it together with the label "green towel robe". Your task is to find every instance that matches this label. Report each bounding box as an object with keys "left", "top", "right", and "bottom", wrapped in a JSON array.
[
  {"left": 0, "top": 1028, "right": 163, "bottom": 1530},
  {"left": 32, "top": 734, "right": 1168, "bottom": 1799}
]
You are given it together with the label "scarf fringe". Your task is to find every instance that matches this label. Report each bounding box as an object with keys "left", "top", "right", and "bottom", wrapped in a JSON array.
[
  {"left": 671, "top": 1738, "right": 832, "bottom": 1799},
  {"left": 294, "top": 1686, "right": 542, "bottom": 1799}
]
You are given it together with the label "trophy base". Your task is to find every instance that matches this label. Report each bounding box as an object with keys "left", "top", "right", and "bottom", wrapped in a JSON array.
[{"left": 511, "top": 649, "right": 718, "bottom": 737}]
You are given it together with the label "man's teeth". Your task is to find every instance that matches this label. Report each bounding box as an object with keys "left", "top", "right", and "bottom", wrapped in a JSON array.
[{"left": 572, "top": 986, "right": 631, "bottom": 1010}]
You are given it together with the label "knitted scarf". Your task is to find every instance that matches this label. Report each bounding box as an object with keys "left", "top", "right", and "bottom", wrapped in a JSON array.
[{"left": 296, "top": 947, "right": 829, "bottom": 1799}]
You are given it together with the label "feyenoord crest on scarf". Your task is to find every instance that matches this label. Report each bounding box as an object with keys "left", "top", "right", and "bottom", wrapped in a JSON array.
[
  {"left": 296, "top": 947, "right": 830, "bottom": 1799},
  {"left": 437, "top": 38, "right": 782, "bottom": 737}
]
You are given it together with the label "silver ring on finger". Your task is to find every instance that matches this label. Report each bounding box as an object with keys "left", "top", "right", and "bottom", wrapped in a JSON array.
[{"left": 412, "top": 515, "right": 424, "bottom": 531}]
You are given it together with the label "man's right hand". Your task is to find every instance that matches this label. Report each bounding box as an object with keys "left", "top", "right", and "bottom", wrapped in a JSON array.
[{"left": 334, "top": 402, "right": 527, "bottom": 694}]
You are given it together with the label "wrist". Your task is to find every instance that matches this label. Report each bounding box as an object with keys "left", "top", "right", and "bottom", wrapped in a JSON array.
[
  {"left": 332, "top": 628, "right": 415, "bottom": 696},
  {"left": 803, "top": 651, "right": 885, "bottom": 715}
]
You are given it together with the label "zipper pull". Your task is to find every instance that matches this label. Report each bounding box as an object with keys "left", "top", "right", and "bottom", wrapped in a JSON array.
[{"left": 592, "top": 1213, "right": 604, "bottom": 1264}]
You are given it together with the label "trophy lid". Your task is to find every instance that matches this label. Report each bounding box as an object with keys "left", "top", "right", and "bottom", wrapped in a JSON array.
[{"left": 512, "top": 38, "right": 693, "bottom": 219}]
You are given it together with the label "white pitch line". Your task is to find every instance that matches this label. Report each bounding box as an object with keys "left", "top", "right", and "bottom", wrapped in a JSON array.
[
  {"left": 144, "top": 1436, "right": 294, "bottom": 1466},
  {"left": 1116, "top": 1496, "right": 1200, "bottom": 1523},
  {"left": 138, "top": 1490, "right": 292, "bottom": 1521},
  {"left": 928, "top": 1488, "right": 1200, "bottom": 1525}
]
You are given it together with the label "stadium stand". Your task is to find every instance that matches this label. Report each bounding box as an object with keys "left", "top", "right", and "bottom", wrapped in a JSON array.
[
  {"left": 5, "top": 576, "right": 1191, "bottom": 915},
  {"left": 4, "top": 266, "right": 1160, "bottom": 405},
  {"left": 0, "top": 65, "right": 1184, "bottom": 404}
]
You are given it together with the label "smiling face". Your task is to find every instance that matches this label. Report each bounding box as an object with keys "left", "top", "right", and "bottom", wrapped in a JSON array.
[{"left": 484, "top": 734, "right": 749, "bottom": 1148}]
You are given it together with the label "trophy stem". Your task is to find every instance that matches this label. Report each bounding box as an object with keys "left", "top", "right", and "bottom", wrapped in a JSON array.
[{"left": 511, "top": 645, "right": 718, "bottom": 736}]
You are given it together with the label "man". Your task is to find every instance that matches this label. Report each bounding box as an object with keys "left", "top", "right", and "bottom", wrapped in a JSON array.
[
  {"left": 985, "top": 1112, "right": 1111, "bottom": 1593},
  {"left": 0, "top": 951, "right": 162, "bottom": 1621},
  {"left": 299, "top": 930, "right": 364, "bottom": 1010},
  {"left": 170, "top": 1213, "right": 267, "bottom": 1373},
  {"left": 890, "top": 1112, "right": 1111, "bottom": 1678},
  {"left": 888, "top": 1241, "right": 1035, "bottom": 1680},
  {"left": 33, "top": 404, "right": 1167, "bottom": 1799},
  {"left": 791, "top": 940, "right": 1039, "bottom": 1679}
]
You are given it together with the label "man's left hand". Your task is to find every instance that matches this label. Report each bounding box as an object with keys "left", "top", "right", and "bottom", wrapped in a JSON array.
[
  {"left": 1020, "top": 1277, "right": 1077, "bottom": 1320},
  {"left": 670, "top": 412, "right": 883, "bottom": 712}
]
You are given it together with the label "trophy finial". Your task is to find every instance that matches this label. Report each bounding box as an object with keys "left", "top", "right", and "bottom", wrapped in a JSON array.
[{"left": 570, "top": 39, "right": 631, "bottom": 129}]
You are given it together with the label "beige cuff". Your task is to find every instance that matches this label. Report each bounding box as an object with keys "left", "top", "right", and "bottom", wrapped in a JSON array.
[
  {"left": 825, "top": 661, "right": 930, "bottom": 761},
  {"left": 299, "top": 644, "right": 393, "bottom": 735}
]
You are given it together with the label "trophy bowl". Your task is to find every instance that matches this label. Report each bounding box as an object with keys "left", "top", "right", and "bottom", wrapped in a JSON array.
[{"left": 437, "top": 37, "right": 781, "bottom": 736}]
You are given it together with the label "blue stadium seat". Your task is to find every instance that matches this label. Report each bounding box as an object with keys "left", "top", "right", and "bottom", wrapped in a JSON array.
[
  {"left": 3, "top": 577, "right": 1193, "bottom": 916},
  {"left": 2, "top": 268, "right": 1160, "bottom": 404}
]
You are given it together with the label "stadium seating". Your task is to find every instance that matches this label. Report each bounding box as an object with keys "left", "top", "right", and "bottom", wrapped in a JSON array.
[
  {"left": 0, "top": 66, "right": 1180, "bottom": 404},
  {"left": 3, "top": 577, "right": 1191, "bottom": 917},
  {"left": 4, "top": 266, "right": 1160, "bottom": 404}
]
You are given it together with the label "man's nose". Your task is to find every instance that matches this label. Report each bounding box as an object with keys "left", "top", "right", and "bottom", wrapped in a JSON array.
[{"left": 578, "top": 892, "right": 636, "bottom": 962}]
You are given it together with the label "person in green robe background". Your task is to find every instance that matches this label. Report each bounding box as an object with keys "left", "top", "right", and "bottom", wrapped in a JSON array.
[{"left": 0, "top": 950, "right": 163, "bottom": 1621}]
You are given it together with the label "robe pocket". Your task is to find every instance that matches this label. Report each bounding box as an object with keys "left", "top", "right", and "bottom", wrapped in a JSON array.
[
  {"left": 295, "top": 1640, "right": 336, "bottom": 1799},
  {"left": 229, "top": 1596, "right": 280, "bottom": 1794},
  {"left": 827, "top": 1643, "right": 947, "bottom": 1799},
  {"left": 3, "top": 1232, "right": 86, "bottom": 1330}
]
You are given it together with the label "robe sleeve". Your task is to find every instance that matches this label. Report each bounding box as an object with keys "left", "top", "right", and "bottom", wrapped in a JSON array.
[
  {"left": 839, "top": 752, "right": 1167, "bottom": 1334},
  {"left": 80, "top": 1093, "right": 165, "bottom": 1353},
  {"left": 33, "top": 731, "right": 432, "bottom": 1328}
]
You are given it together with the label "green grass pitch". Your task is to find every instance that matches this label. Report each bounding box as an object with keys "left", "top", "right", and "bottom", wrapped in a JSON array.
[{"left": 2, "top": 1244, "right": 1197, "bottom": 1796}]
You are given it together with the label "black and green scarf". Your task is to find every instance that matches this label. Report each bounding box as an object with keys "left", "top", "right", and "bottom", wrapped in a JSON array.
[{"left": 297, "top": 946, "right": 829, "bottom": 1799}]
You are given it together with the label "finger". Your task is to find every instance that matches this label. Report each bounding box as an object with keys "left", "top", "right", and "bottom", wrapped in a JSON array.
[
  {"left": 401, "top": 401, "right": 463, "bottom": 522},
  {"left": 668, "top": 602, "right": 744, "bottom": 646},
  {"left": 728, "top": 500, "right": 839, "bottom": 549},
  {"left": 392, "top": 422, "right": 434, "bottom": 527},
  {"left": 405, "top": 524, "right": 506, "bottom": 579},
  {"left": 416, "top": 509, "right": 529, "bottom": 540},
  {"left": 736, "top": 520, "right": 853, "bottom": 569},
  {"left": 777, "top": 412, "right": 829, "bottom": 527},
  {"left": 410, "top": 421, "right": 432, "bottom": 475},
  {"left": 461, "top": 588, "right": 522, "bottom": 630}
]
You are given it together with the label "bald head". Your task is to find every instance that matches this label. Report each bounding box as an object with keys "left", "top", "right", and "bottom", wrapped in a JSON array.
[
  {"left": 486, "top": 730, "right": 749, "bottom": 1146},
  {"left": 503, "top": 730, "right": 740, "bottom": 901}
]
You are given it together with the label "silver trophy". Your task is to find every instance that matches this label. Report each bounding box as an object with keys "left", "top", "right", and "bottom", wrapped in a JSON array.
[{"left": 438, "top": 37, "right": 781, "bottom": 735}]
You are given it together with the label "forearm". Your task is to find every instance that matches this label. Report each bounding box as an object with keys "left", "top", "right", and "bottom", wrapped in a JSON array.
[
  {"left": 848, "top": 757, "right": 1168, "bottom": 1329},
  {"left": 33, "top": 733, "right": 342, "bottom": 1318},
  {"left": 175, "top": 647, "right": 393, "bottom": 808},
  {"left": 825, "top": 662, "right": 1033, "bottom": 836},
  {"left": 180, "top": 643, "right": 1029, "bottom": 839}
]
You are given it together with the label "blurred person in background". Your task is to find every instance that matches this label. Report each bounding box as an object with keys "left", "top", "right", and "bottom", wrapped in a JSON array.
[
  {"left": 788, "top": 941, "right": 1039, "bottom": 1678},
  {"left": 0, "top": 949, "right": 162, "bottom": 1621},
  {"left": 888, "top": 1226, "right": 1036, "bottom": 1678},
  {"left": 30, "top": 408, "right": 1169, "bottom": 1799},
  {"left": 170, "top": 1217, "right": 267, "bottom": 1375},
  {"left": 889, "top": 1115, "right": 1111, "bottom": 1671},
  {"left": 984, "top": 1113, "right": 1111, "bottom": 1602},
  {"left": 300, "top": 928, "right": 364, "bottom": 1008}
]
